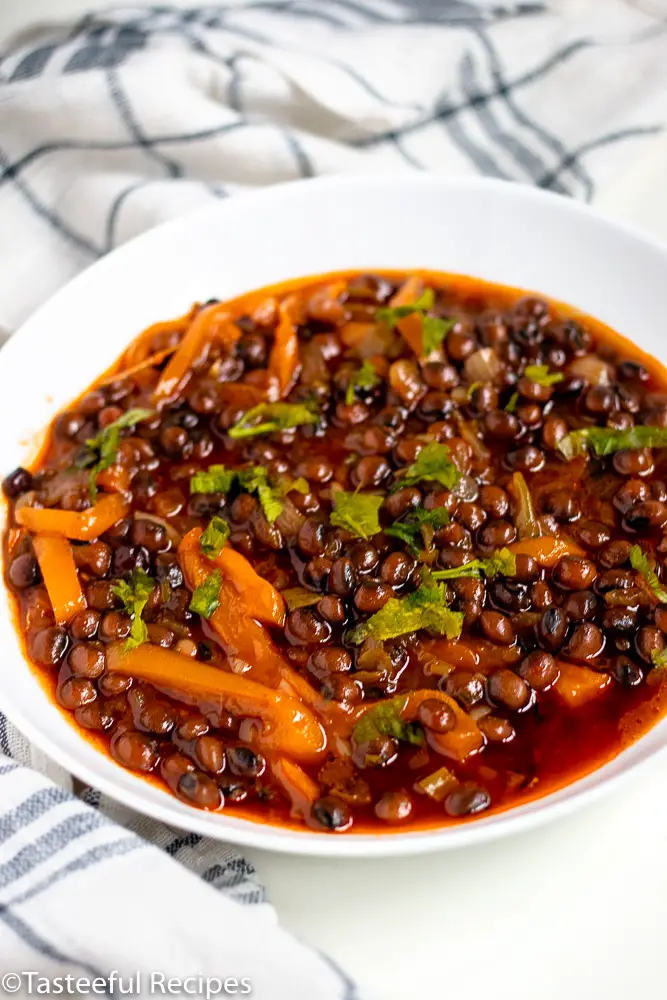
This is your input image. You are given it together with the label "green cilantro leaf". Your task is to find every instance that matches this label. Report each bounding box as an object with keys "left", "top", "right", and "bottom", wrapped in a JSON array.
[
  {"left": 375, "top": 289, "right": 434, "bottom": 328},
  {"left": 375, "top": 289, "right": 453, "bottom": 355},
  {"left": 282, "top": 587, "right": 321, "bottom": 611},
  {"left": 190, "top": 465, "right": 308, "bottom": 523},
  {"left": 422, "top": 315, "right": 456, "bottom": 354},
  {"left": 630, "top": 544, "right": 667, "bottom": 603},
  {"left": 557, "top": 426, "right": 667, "bottom": 461},
  {"left": 200, "top": 516, "right": 230, "bottom": 557},
  {"left": 228, "top": 402, "right": 318, "bottom": 439},
  {"left": 189, "top": 569, "right": 222, "bottom": 619},
  {"left": 111, "top": 567, "right": 156, "bottom": 651},
  {"left": 330, "top": 491, "right": 383, "bottom": 540},
  {"left": 651, "top": 648, "right": 667, "bottom": 670},
  {"left": 385, "top": 507, "right": 450, "bottom": 556},
  {"left": 505, "top": 391, "right": 519, "bottom": 414},
  {"left": 353, "top": 695, "right": 425, "bottom": 747},
  {"left": 80, "top": 408, "right": 154, "bottom": 505},
  {"left": 391, "top": 441, "right": 461, "bottom": 493},
  {"left": 524, "top": 364, "right": 564, "bottom": 387},
  {"left": 190, "top": 465, "right": 238, "bottom": 495},
  {"left": 345, "top": 360, "right": 380, "bottom": 406},
  {"left": 349, "top": 573, "right": 464, "bottom": 644},
  {"left": 432, "top": 547, "right": 517, "bottom": 581}
]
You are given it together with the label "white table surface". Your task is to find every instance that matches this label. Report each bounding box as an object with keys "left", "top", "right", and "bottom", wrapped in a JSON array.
[{"left": 4, "top": 4, "right": 667, "bottom": 998}]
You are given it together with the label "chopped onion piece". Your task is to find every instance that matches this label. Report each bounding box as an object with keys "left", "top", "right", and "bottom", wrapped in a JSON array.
[
  {"left": 463, "top": 347, "right": 502, "bottom": 385},
  {"left": 414, "top": 765, "right": 459, "bottom": 801},
  {"left": 567, "top": 354, "right": 614, "bottom": 386}
]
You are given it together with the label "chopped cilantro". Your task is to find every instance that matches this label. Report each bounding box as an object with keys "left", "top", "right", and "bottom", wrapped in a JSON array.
[
  {"left": 391, "top": 441, "right": 461, "bottom": 493},
  {"left": 349, "top": 572, "right": 464, "bottom": 644},
  {"left": 651, "top": 648, "right": 667, "bottom": 670},
  {"left": 504, "top": 391, "right": 519, "bottom": 414},
  {"left": 557, "top": 425, "right": 667, "bottom": 461},
  {"left": 353, "top": 695, "right": 425, "bottom": 747},
  {"left": 432, "top": 547, "right": 517, "bottom": 580},
  {"left": 111, "top": 568, "right": 156, "bottom": 651},
  {"left": 79, "top": 408, "right": 153, "bottom": 505},
  {"left": 189, "top": 569, "right": 222, "bottom": 619},
  {"left": 330, "top": 491, "right": 383, "bottom": 540},
  {"left": 523, "top": 364, "right": 564, "bottom": 387},
  {"left": 282, "top": 587, "right": 321, "bottom": 611},
  {"left": 375, "top": 288, "right": 453, "bottom": 355},
  {"left": 345, "top": 360, "right": 380, "bottom": 406},
  {"left": 200, "top": 516, "right": 230, "bottom": 557},
  {"left": 190, "top": 464, "right": 307, "bottom": 523},
  {"left": 629, "top": 544, "right": 667, "bottom": 603},
  {"left": 385, "top": 507, "right": 450, "bottom": 555},
  {"left": 228, "top": 402, "right": 318, "bottom": 439}
]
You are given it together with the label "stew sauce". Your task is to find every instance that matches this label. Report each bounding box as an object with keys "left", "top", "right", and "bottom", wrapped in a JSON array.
[{"left": 5, "top": 270, "right": 667, "bottom": 833}]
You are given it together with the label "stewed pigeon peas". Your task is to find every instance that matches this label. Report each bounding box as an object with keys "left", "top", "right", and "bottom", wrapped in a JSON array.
[{"left": 5, "top": 270, "right": 667, "bottom": 833}]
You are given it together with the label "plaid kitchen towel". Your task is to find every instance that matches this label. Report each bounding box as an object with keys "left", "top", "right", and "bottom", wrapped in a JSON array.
[{"left": 0, "top": 0, "right": 667, "bottom": 993}]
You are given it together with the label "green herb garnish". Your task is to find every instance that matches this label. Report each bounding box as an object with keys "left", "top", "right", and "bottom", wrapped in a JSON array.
[
  {"left": 651, "top": 648, "right": 667, "bottom": 670},
  {"left": 228, "top": 402, "right": 318, "bottom": 439},
  {"left": 189, "top": 569, "right": 222, "bottom": 619},
  {"left": 190, "top": 465, "right": 238, "bottom": 495},
  {"left": 111, "top": 568, "right": 156, "bottom": 651},
  {"left": 629, "top": 544, "right": 667, "bottom": 603},
  {"left": 375, "top": 288, "right": 453, "bottom": 355},
  {"left": 524, "top": 364, "right": 564, "bottom": 388},
  {"left": 79, "top": 408, "right": 153, "bottom": 504},
  {"left": 200, "top": 516, "right": 230, "bottom": 557},
  {"left": 282, "top": 587, "right": 321, "bottom": 611},
  {"left": 190, "top": 464, "right": 307, "bottom": 523},
  {"left": 391, "top": 441, "right": 461, "bottom": 493},
  {"left": 432, "top": 547, "right": 516, "bottom": 581},
  {"left": 345, "top": 360, "right": 380, "bottom": 406},
  {"left": 353, "top": 695, "right": 424, "bottom": 747},
  {"left": 376, "top": 289, "right": 434, "bottom": 328},
  {"left": 505, "top": 391, "right": 519, "bottom": 414},
  {"left": 385, "top": 507, "right": 450, "bottom": 556},
  {"left": 330, "top": 491, "right": 383, "bottom": 540},
  {"left": 349, "top": 572, "right": 464, "bottom": 644},
  {"left": 557, "top": 426, "right": 667, "bottom": 461}
]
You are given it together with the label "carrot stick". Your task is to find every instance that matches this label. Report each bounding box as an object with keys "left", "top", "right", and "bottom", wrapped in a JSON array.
[
  {"left": 272, "top": 758, "right": 320, "bottom": 819},
  {"left": 179, "top": 529, "right": 290, "bottom": 686},
  {"left": 509, "top": 537, "right": 584, "bottom": 567},
  {"left": 153, "top": 303, "right": 238, "bottom": 403},
  {"left": 100, "top": 348, "right": 176, "bottom": 386},
  {"left": 106, "top": 644, "right": 326, "bottom": 759},
  {"left": 553, "top": 663, "right": 610, "bottom": 708},
  {"left": 16, "top": 494, "right": 130, "bottom": 541},
  {"left": 213, "top": 546, "right": 286, "bottom": 627},
  {"left": 122, "top": 307, "right": 196, "bottom": 368},
  {"left": 389, "top": 276, "right": 425, "bottom": 356},
  {"left": 268, "top": 298, "right": 300, "bottom": 397},
  {"left": 32, "top": 535, "right": 86, "bottom": 624}
]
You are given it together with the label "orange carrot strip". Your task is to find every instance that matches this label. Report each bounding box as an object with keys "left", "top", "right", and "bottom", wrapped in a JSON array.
[
  {"left": 96, "top": 464, "right": 132, "bottom": 494},
  {"left": 107, "top": 644, "right": 326, "bottom": 759},
  {"left": 16, "top": 494, "right": 130, "bottom": 542},
  {"left": 217, "top": 382, "right": 267, "bottom": 408},
  {"left": 213, "top": 546, "right": 286, "bottom": 627},
  {"left": 179, "top": 529, "right": 290, "bottom": 686},
  {"left": 153, "top": 303, "right": 238, "bottom": 403},
  {"left": 100, "top": 348, "right": 175, "bottom": 386},
  {"left": 268, "top": 298, "right": 300, "bottom": 397},
  {"left": 390, "top": 276, "right": 425, "bottom": 356},
  {"left": 32, "top": 535, "right": 86, "bottom": 624},
  {"left": 509, "top": 537, "right": 584, "bottom": 567},
  {"left": 272, "top": 758, "right": 320, "bottom": 819},
  {"left": 123, "top": 307, "right": 196, "bottom": 368},
  {"left": 553, "top": 663, "right": 610, "bottom": 708}
]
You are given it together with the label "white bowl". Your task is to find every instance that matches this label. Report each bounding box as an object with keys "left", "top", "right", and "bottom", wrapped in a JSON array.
[{"left": 3, "top": 174, "right": 667, "bottom": 857}]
